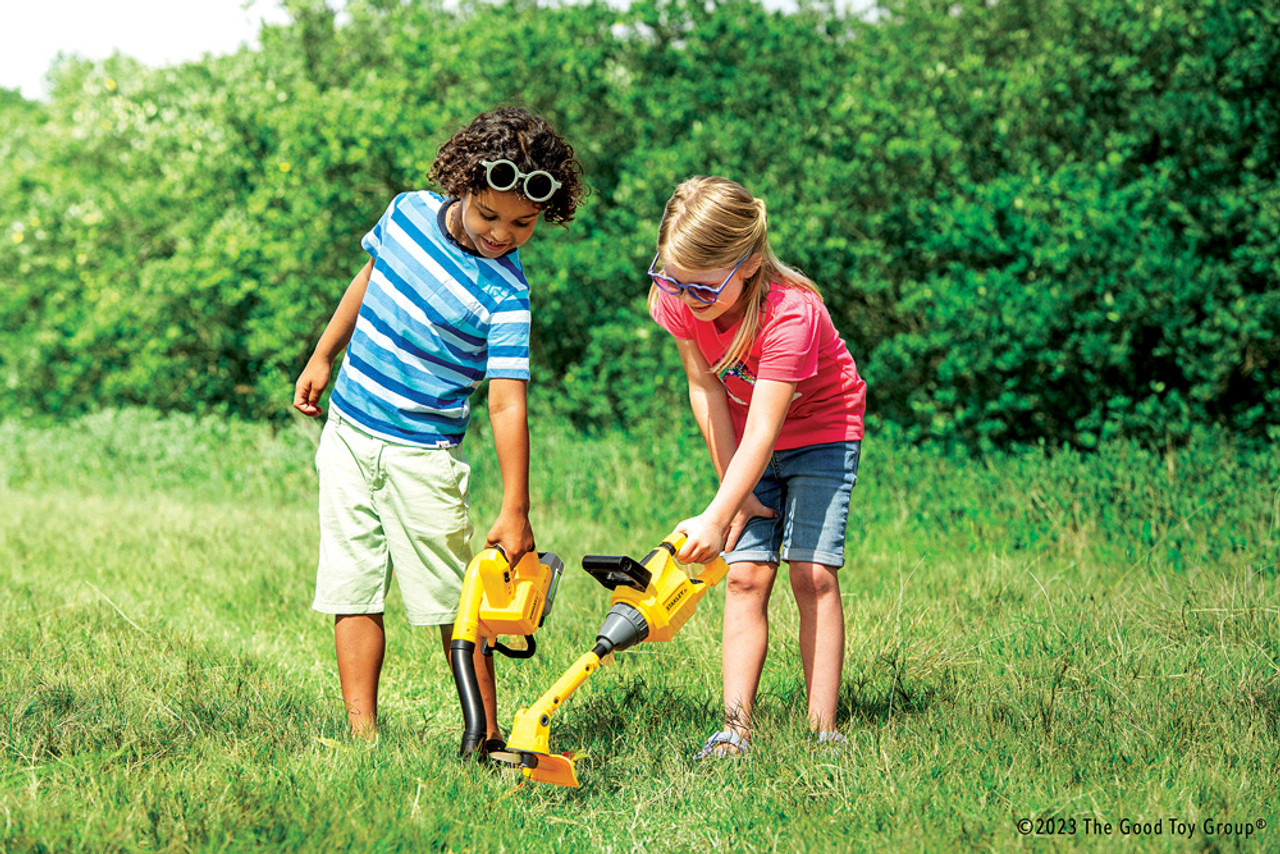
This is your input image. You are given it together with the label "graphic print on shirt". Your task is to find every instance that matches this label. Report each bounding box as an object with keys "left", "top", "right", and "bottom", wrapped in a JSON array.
[
  {"left": 718, "top": 356, "right": 804, "bottom": 409},
  {"left": 717, "top": 359, "right": 756, "bottom": 406}
]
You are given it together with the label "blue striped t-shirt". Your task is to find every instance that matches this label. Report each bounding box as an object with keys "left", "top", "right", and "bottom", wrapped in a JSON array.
[{"left": 329, "top": 191, "right": 531, "bottom": 447}]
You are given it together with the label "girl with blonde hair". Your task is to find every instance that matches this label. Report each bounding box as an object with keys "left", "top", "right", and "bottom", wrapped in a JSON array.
[{"left": 648, "top": 176, "right": 867, "bottom": 758}]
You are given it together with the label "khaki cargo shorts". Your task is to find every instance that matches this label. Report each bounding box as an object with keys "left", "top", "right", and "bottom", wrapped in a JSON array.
[{"left": 311, "top": 414, "right": 473, "bottom": 626}]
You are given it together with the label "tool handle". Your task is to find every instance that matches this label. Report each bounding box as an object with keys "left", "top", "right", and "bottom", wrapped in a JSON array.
[
  {"left": 662, "top": 531, "right": 688, "bottom": 553},
  {"left": 484, "top": 634, "right": 538, "bottom": 659},
  {"left": 662, "top": 531, "right": 729, "bottom": 586},
  {"left": 477, "top": 546, "right": 515, "bottom": 610}
]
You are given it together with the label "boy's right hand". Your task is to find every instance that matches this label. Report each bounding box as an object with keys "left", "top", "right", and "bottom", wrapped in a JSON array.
[
  {"left": 293, "top": 358, "right": 332, "bottom": 417},
  {"left": 487, "top": 510, "right": 535, "bottom": 570}
]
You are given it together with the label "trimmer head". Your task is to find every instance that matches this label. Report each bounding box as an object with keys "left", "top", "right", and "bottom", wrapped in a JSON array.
[{"left": 485, "top": 746, "right": 531, "bottom": 772}]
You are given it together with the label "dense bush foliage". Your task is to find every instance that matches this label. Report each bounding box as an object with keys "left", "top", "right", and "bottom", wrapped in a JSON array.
[{"left": 1, "top": 0, "right": 1276, "bottom": 449}]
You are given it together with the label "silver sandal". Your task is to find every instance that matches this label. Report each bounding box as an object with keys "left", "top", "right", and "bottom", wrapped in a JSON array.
[{"left": 694, "top": 730, "right": 750, "bottom": 761}]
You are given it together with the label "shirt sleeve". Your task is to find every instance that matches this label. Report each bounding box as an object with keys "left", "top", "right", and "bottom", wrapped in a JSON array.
[
  {"left": 486, "top": 288, "right": 531, "bottom": 380},
  {"left": 755, "top": 294, "right": 821, "bottom": 383},
  {"left": 649, "top": 288, "right": 694, "bottom": 340},
  {"left": 361, "top": 194, "right": 404, "bottom": 259}
]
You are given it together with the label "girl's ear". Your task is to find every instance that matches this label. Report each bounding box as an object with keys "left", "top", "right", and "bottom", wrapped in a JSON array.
[{"left": 744, "top": 253, "right": 764, "bottom": 280}]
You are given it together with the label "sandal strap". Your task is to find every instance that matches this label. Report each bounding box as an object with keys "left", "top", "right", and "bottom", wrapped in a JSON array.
[{"left": 694, "top": 730, "right": 749, "bottom": 760}]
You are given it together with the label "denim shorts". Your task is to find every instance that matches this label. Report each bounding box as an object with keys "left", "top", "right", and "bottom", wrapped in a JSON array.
[{"left": 723, "top": 440, "right": 861, "bottom": 569}]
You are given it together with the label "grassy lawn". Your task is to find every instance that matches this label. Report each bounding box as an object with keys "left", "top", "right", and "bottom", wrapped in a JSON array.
[{"left": 1, "top": 410, "right": 1277, "bottom": 852}]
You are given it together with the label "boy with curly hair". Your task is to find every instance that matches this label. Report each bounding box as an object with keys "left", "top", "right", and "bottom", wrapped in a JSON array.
[{"left": 293, "top": 107, "right": 585, "bottom": 744}]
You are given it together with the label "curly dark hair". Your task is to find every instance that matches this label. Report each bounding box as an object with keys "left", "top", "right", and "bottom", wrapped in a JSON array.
[{"left": 429, "top": 107, "right": 586, "bottom": 225}]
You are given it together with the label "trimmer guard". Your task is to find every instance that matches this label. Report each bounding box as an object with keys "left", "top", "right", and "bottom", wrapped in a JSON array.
[{"left": 523, "top": 752, "right": 581, "bottom": 788}]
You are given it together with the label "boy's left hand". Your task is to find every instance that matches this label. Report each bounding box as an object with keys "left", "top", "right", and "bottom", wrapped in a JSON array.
[{"left": 486, "top": 510, "right": 535, "bottom": 568}]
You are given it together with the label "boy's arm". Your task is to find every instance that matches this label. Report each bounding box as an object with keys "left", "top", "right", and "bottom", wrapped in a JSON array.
[
  {"left": 485, "top": 377, "right": 535, "bottom": 566},
  {"left": 293, "top": 258, "right": 374, "bottom": 417}
]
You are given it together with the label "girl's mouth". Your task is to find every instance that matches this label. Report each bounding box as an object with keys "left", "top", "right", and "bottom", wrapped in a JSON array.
[{"left": 480, "top": 236, "right": 508, "bottom": 254}]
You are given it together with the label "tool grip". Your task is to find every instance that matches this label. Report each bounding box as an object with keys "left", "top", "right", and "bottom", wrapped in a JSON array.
[
  {"left": 582, "top": 554, "right": 651, "bottom": 591},
  {"left": 662, "top": 531, "right": 688, "bottom": 553},
  {"left": 662, "top": 531, "right": 728, "bottom": 585}
]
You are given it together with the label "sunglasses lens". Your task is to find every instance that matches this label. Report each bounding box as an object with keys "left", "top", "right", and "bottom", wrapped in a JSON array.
[
  {"left": 687, "top": 285, "right": 718, "bottom": 303},
  {"left": 486, "top": 160, "right": 518, "bottom": 191},
  {"left": 523, "top": 172, "right": 556, "bottom": 202},
  {"left": 650, "top": 275, "right": 678, "bottom": 295}
]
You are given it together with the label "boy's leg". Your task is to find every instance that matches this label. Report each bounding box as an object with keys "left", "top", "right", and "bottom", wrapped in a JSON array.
[
  {"left": 314, "top": 417, "right": 395, "bottom": 737},
  {"left": 439, "top": 625, "right": 501, "bottom": 743},
  {"left": 722, "top": 560, "right": 778, "bottom": 744},
  {"left": 335, "top": 613, "right": 386, "bottom": 737},
  {"left": 786, "top": 561, "right": 844, "bottom": 732}
]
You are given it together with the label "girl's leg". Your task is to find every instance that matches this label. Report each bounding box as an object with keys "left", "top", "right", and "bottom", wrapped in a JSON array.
[
  {"left": 786, "top": 561, "right": 844, "bottom": 732},
  {"left": 439, "top": 625, "right": 501, "bottom": 743},
  {"left": 335, "top": 613, "right": 386, "bottom": 737},
  {"left": 722, "top": 560, "right": 778, "bottom": 743}
]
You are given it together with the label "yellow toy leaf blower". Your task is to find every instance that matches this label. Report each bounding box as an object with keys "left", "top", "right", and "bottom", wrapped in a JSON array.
[
  {"left": 492, "top": 532, "right": 728, "bottom": 787},
  {"left": 450, "top": 548, "right": 564, "bottom": 759}
]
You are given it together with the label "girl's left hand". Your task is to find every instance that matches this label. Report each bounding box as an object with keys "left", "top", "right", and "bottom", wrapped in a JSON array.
[{"left": 724, "top": 493, "right": 779, "bottom": 552}]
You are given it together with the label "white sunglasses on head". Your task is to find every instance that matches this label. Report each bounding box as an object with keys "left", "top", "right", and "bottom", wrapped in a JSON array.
[{"left": 480, "top": 158, "right": 562, "bottom": 203}]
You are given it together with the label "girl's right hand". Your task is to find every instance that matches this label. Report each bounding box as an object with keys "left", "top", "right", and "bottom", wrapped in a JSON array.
[
  {"left": 675, "top": 514, "right": 728, "bottom": 565},
  {"left": 724, "top": 493, "right": 779, "bottom": 552},
  {"left": 293, "top": 357, "right": 332, "bottom": 417}
]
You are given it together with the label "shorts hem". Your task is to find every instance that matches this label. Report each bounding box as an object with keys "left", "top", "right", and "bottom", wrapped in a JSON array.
[
  {"left": 780, "top": 548, "right": 845, "bottom": 568},
  {"left": 404, "top": 610, "right": 459, "bottom": 627},
  {"left": 724, "top": 549, "right": 779, "bottom": 566},
  {"left": 312, "top": 600, "right": 386, "bottom": 616}
]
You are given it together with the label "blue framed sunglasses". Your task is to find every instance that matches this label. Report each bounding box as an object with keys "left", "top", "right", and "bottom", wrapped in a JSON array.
[
  {"left": 480, "top": 158, "right": 562, "bottom": 203},
  {"left": 647, "top": 253, "right": 749, "bottom": 305}
]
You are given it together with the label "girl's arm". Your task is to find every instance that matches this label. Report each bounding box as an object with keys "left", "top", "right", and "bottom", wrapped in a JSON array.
[
  {"left": 676, "top": 339, "right": 737, "bottom": 480},
  {"left": 293, "top": 258, "right": 374, "bottom": 416},
  {"left": 673, "top": 340, "right": 792, "bottom": 564},
  {"left": 485, "top": 377, "right": 535, "bottom": 567}
]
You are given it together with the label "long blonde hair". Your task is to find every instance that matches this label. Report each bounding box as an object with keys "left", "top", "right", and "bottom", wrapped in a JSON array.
[{"left": 650, "top": 176, "right": 820, "bottom": 375}]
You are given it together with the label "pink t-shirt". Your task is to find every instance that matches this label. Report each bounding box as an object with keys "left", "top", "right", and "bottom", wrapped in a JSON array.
[{"left": 650, "top": 283, "right": 866, "bottom": 450}]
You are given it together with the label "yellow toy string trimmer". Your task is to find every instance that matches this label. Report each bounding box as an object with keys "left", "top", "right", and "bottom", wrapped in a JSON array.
[{"left": 488, "top": 531, "right": 728, "bottom": 787}]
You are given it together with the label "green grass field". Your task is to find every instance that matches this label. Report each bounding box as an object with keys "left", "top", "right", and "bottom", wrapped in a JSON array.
[{"left": 2, "top": 409, "right": 1277, "bottom": 852}]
